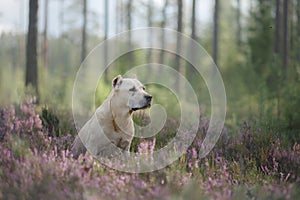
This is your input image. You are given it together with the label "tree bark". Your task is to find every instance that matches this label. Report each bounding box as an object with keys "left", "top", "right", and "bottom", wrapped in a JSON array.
[
  {"left": 81, "top": 0, "right": 87, "bottom": 63},
  {"left": 298, "top": 0, "right": 300, "bottom": 37},
  {"left": 297, "top": 0, "right": 300, "bottom": 61},
  {"left": 43, "top": 0, "right": 49, "bottom": 69},
  {"left": 175, "top": 0, "right": 183, "bottom": 73},
  {"left": 236, "top": 0, "right": 241, "bottom": 47},
  {"left": 119, "top": 0, "right": 124, "bottom": 32},
  {"left": 188, "top": 0, "right": 197, "bottom": 78},
  {"left": 159, "top": 0, "right": 168, "bottom": 65},
  {"left": 25, "top": 0, "right": 39, "bottom": 97},
  {"left": 274, "top": 0, "right": 282, "bottom": 54},
  {"left": 104, "top": 0, "right": 109, "bottom": 83},
  {"left": 115, "top": 0, "right": 120, "bottom": 33},
  {"left": 60, "top": 0, "right": 65, "bottom": 36},
  {"left": 127, "top": 0, "right": 134, "bottom": 66},
  {"left": 127, "top": 0, "right": 132, "bottom": 40},
  {"left": 282, "top": 0, "right": 289, "bottom": 73},
  {"left": 191, "top": 0, "right": 196, "bottom": 40},
  {"left": 175, "top": 0, "right": 184, "bottom": 93},
  {"left": 213, "top": 0, "right": 220, "bottom": 67},
  {"left": 146, "top": 0, "right": 153, "bottom": 63}
]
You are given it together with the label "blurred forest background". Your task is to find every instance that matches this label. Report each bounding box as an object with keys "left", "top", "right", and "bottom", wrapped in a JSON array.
[
  {"left": 0, "top": 0, "right": 300, "bottom": 199},
  {"left": 0, "top": 0, "right": 300, "bottom": 130}
]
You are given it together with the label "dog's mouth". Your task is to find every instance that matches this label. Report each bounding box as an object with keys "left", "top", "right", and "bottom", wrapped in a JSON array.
[
  {"left": 131, "top": 102, "right": 151, "bottom": 111},
  {"left": 130, "top": 95, "right": 152, "bottom": 111}
]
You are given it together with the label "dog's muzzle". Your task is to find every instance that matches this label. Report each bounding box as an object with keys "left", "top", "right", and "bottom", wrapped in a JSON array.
[
  {"left": 145, "top": 94, "right": 152, "bottom": 104},
  {"left": 131, "top": 95, "right": 152, "bottom": 111}
]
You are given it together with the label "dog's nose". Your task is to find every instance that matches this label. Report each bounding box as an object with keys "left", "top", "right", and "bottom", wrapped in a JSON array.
[{"left": 145, "top": 95, "right": 152, "bottom": 101}]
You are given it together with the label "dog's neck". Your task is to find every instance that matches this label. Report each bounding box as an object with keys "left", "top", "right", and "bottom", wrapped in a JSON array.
[{"left": 109, "top": 94, "right": 133, "bottom": 134}]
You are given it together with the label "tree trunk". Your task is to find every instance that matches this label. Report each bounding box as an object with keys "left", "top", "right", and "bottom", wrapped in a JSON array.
[
  {"left": 274, "top": 0, "right": 283, "bottom": 120},
  {"left": 191, "top": 0, "right": 196, "bottom": 40},
  {"left": 282, "top": 0, "right": 289, "bottom": 74},
  {"left": 25, "top": 0, "right": 39, "bottom": 97},
  {"left": 213, "top": 0, "right": 220, "bottom": 67},
  {"left": 127, "top": 0, "right": 132, "bottom": 41},
  {"left": 81, "top": 0, "right": 87, "bottom": 63},
  {"left": 250, "top": 0, "right": 254, "bottom": 13},
  {"left": 146, "top": 0, "right": 153, "bottom": 63},
  {"left": 127, "top": 0, "right": 134, "bottom": 66},
  {"left": 236, "top": 0, "right": 241, "bottom": 47},
  {"left": 115, "top": 0, "right": 120, "bottom": 33},
  {"left": 104, "top": 0, "right": 108, "bottom": 43},
  {"left": 274, "top": 0, "right": 282, "bottom": 54},
  {"left": 159, "top": 0, "right": 168, "bottom": 65},
  {"left": 104, "top": 0, "right": 109, "bottom": 83},
  {"left": 60, "top": 0, "right": 65, "bottom": 35},
  {"left": 189, "top": 0, "right": 196, "bottom": 77},
  {"left": 119, "top": 0, "right": 124, "bottom": 32},
  {"left": 298, "top": 0, "right": 300, "bottom": 37},
  {"left": 175, "top": 0, "right": 184, "bottom": 93},
  {"left": 42, "top": 0, "right": 49, "bottom": 69},
  {"left": 297, "top": 0, "right": 300, "bottom": 62},
  {"left": 175, "top": 0, "right": 183, "bottom": 72}
]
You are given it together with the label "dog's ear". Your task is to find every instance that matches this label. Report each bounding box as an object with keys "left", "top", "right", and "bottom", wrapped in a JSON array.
[{"left": 112, "top": 75, "right": 123, "bottom": 89}]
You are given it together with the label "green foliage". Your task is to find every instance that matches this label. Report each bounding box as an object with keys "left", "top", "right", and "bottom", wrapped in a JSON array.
[
  {"left": 248, "top": 0, "right": 274, "bottom": 77},
  {"left": 281, "top": 69, "right": 300, "bottom": 130},
  {"left": 94, "top": 79, "right": 111, "bottom": 108},
  {"left": 41, "top": 107, "right": 60, "bottom": 137},
  {"left": 41, "top": 106, "right": 76, "bottom": 138}
]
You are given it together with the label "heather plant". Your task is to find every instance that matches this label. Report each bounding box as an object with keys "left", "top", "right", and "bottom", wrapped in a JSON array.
[
  {"left": 0, "top": 99, "right": 299, "bottom": 200},
  {"left": 0, "top": 98, "right": 50, "bottom": 151}
]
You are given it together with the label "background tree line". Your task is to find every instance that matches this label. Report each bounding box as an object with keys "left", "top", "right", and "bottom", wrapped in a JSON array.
[{"left": 0, "top": 0, "right": 300, "bottom": 130}]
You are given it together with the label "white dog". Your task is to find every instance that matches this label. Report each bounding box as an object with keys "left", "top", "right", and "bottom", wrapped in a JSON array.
[{"left": 71, "top": 75, "right": 152, "bottom": 158}]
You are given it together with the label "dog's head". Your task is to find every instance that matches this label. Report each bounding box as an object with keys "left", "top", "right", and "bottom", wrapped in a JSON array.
[{"left": 111, "top": 75, "right": 152, "bottom": 112}]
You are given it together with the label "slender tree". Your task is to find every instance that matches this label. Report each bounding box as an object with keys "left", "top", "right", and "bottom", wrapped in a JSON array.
[
  {"left": 175, "top": 0, "right": 184, "bottom": 93},
  {"left": 236, "top": 0, "right": 242, "bottom": 47},
  {"left": 274, "top": 0, "right": 282, "bottom": 55},
  {"left": 297, "top": 0, "right": 300, "bottom": 62},
  {"left": 175, "top": 0, "right": 183, "bottom": 72},
  {"left": 147, "top": 0, "right": 153, "bottom": 27},
  {"left": 188, "top": 0, "right": 197, "bottom": 79},
  {"left": 191, "top": 0, "right": 196, "bottom": 40},
  {"left": 213, "top": 0, "right": 220, "bottom": 67},
  {"left": 81, "top": 0, "right": 87, "bottom": 63},
  {"left": 60, "top": 0, "right": 65, "bottom": 36},
  {"left": 126, "top": 0, "right": 134, "bottom": 66},
  {"left": 119, "top": 0, "right": 124, "bottom": 32},
  {"left": 298, "top": 0, "right": 300, "bottom": 37},
  {"left": 273, "top": 0, "right": 283, "bottom": 118},
  {"left": 115, "top": 0, "right": 120, "bottom": 33},
  {"left": 42, "top": 0, "right": 49, "bottom": 69},
  {"left": 127, "top": 0, "right": 132, "bottom": 39},
  {"left": 274, "top": 0, "right": 283, "bottom": 120},
  {"left": 282, "top": 0, "right": 289, "bottom": 72},
  {"left": 104, "top": 0, "right": 109, "bottom": 83},
  {"left": 159, "top": 0, "right": 168, "bottom": 65},
  {"left": 25, "top": 0, "right": 39, "bottom": 97},
  {"left": 104, "top": 0, "right": 109, "bottom": 43},
  {"left": 146, "top": 0, "right": 153, "bottom": 63}
]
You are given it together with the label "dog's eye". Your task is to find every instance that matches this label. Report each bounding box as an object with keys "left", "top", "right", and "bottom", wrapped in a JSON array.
[
  {"left": 142, "top": 86, "right": 146, "bottom": 91},
  {"left": 129, "top": 87, "right": 136, "bottom": 92}
]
